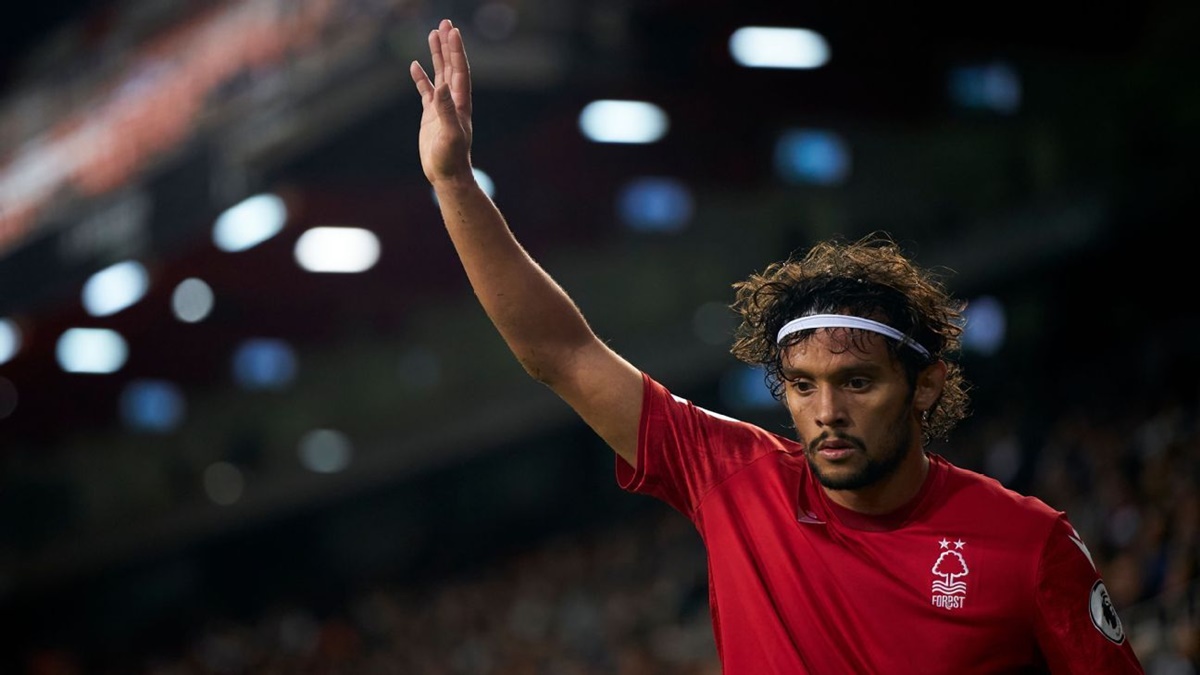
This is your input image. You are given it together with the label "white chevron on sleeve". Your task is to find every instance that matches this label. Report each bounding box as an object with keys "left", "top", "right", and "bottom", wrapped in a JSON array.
[{"left": 1068, "top": 526, "right": 1097, "bottom": 571}]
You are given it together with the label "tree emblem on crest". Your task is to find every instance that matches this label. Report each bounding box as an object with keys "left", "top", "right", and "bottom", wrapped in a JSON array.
[{"left": 932, "top": 544, "right": 969, "bottom": 595}]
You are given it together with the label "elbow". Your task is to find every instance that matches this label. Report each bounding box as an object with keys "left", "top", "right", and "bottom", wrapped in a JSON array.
[
  {"left": 518, "top": 356, "right": 564, "bottom": 387},
  {"left": 515, "top": 350, "right": 555, "bottom": 385},
  {"left": 515, "top": 342, "right": 582, "bottom": 388},
  {"left": 518, "top": 358, "right": 549, "bottom": 384}
]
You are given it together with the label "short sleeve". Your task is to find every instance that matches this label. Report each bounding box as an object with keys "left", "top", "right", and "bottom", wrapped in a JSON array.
[
  {"left": 616, "top": 373, "right": 795, "bottom": 516},
  {"left": 1033, "top": 516, "right": 1146, "bottom": 673}
]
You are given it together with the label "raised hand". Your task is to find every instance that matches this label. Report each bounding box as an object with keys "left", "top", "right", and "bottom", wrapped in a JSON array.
[{"left": 410, "top": 19, "right": 474, "bottom": 187}]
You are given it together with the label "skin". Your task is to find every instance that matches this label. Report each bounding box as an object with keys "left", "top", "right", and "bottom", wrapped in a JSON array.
[
  {"left": 782, "top": 328, "right": 946, "bottom": 514},
  {"left": 410, "top": 20, "right": 645, "bottom": 467},
  {"left": 410, "top": 20, "right": 946, "bottom": 516}
]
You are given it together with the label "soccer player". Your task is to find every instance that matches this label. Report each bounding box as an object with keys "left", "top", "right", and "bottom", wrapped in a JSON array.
[{"left": 409, "top": 19, "right": 1146, "bottom": 674}]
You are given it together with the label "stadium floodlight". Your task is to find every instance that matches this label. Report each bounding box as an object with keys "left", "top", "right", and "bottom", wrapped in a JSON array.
[
  {"left": 0, "top": 318, "right": 20, "bottom": 365},
  {"left": 213, "top": 193, "right": 288, "bottom": 252},
  {"left": 432, "top": 167, "right": 495, "bottom": 205},
  {"left": 774, "top": 129, "right": 851, "bottom": 185},
  {"left": 949, "top": 61, "right": 1021, "bottom": 114},
  {"left": 962, "top": 295, "right": 1008, "bottom": 356},
  {"left": 82, "top": 260, "right": 149, "bottom": 317},
  {"left": 294, "top": 226, "right": 381, "bottom": 273},
  {"left": 172, "top": 278, "right": 215, "bottom": 323},
  {"left": 232, "top": 338, "right": 297, "bottom": 390},
  {"left": 618, "top": 177, "right": 694, "bottom": 233},
  {"left": 56, "top": 328, "right": 129, "bottom": 374},
  {"left": 120, "top": 379, "right": 187, "bottom": 433},
  {"left": 298, "top": 428, "right": 354, "bottom": 474},
  {"left": 729, "top": 26, "right": 830, "bottom": 69},
  {"left": 579, "top": 100, "right": 669, "bottom": 144}
]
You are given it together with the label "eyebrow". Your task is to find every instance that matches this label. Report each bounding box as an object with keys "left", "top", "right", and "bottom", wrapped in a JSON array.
[{"left": 781, "top": 361, "right": 887, "bottom": 381}]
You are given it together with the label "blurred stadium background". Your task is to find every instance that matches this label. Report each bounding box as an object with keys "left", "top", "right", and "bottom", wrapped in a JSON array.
[{"left": 0, "top": 0, "right": 1198, "bottom": 672}]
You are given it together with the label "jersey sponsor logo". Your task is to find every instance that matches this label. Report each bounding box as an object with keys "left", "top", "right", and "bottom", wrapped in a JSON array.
[
  {"left": 931, "top": 538, "right": 969, "bottom": 610},
  {"left": 1089, "top": 579, "right": 1126, "bottom": 644}
]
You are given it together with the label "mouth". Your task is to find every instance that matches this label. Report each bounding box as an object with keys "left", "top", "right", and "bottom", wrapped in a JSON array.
[{"left": 811, "top": 437, "right": 860, "bottom": 461}]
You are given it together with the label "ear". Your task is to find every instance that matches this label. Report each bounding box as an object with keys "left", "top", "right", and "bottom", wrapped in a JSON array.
[{"left": 913, "top": 360, "right": 947, "bottom": 413}]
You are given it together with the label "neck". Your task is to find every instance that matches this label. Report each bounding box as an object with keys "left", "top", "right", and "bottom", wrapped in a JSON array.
[{"left": 824, "top": 449, "right": 930, "bottom": 515}]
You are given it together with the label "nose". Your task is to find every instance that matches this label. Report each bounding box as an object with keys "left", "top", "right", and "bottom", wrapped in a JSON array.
[{"left": 814, "top": 386, "right": 848, "bottom": 430}]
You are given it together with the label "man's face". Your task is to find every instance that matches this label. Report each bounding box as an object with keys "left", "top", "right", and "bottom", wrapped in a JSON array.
[{"left": 781, "top": 328, "right": 922, "bottom": 491}]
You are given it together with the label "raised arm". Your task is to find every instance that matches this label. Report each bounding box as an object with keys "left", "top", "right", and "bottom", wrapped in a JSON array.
[{"left": 409, "top": 20, "right": 644, "bottom": 466}]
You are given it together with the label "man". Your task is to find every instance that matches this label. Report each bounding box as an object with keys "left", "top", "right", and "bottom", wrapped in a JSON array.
[{"left": 409, "top": 19, "right": 1145, "bottom": 674}]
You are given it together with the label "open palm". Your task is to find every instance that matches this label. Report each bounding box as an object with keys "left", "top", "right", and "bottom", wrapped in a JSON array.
[{"left": 410, "top": 19, "right": 474, "bottom": 185}]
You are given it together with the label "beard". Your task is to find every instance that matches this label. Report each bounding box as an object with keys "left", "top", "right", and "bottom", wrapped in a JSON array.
[{"left": 803, "top": 405, "right": 916, "bottom": 491}]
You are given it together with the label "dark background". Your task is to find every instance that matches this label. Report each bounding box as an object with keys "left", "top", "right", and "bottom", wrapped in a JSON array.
[{"left": 0, "top": 0, "right": 1197, "bottom": 671}]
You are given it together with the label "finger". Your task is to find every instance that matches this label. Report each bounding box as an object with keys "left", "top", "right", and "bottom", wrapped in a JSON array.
[
  {"left": 448, "top": 27, "right": 472, "bottom": 115},
  {"left": 439, "top": 21, "right": 455, "bottom": 90},
  {"left": 410, "top": 61, "right": 433, "bottom": 100},
  {"left": 428, "top": 29, "right": 444, "bottom": 88},
  {"left": 448, "top": 26, "right": 470, "bottom": 77}
]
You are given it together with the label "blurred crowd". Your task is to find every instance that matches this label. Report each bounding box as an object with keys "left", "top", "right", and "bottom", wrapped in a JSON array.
[
  {"left": 953, "top": 389, "right": 1200, "bottom": 674},
  {"left": 17, "top": 379, "right": 1200, "bottom": 675},
  {"left": 26, "top": 504, "right": 719, "bottom": 675}
]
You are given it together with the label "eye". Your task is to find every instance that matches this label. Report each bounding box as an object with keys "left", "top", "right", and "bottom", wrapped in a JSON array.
[
  {"left": 788, "top": 379, "right": 815, "bottom": 394},
  {"left": 846, "top": 376, "right": 872, "bottom": 391}
]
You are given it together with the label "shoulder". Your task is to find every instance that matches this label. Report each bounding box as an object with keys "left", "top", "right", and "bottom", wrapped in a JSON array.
[
  {"left": 642, "top": 372, "right": 800, "bottom": 453},
  {"left": 626, "top": 373, "right": 802, "bottom": 511},
  {"left": 934, "top": 454, "right": 1063, "bottom": 530}
]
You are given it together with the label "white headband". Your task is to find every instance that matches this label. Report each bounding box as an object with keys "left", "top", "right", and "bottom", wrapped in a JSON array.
[{"left": 776, "top": 313, "right": 931, "bottom": 358}]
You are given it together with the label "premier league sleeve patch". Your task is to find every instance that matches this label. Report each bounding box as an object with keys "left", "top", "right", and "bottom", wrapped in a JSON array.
[{"left": 1088, "top": 579, "right": 1126, "bottom": 644}]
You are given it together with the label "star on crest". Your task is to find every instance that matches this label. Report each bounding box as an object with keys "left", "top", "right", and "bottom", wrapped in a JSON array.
[
  {"left": 954, "top": 540, "right": 966, "bottom": 550},
  {"left": 939, "top": 538, "right": 950, "bottom": 549}
]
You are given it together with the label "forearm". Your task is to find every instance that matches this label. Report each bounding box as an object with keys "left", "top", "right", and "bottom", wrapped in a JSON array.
[
  {"left": 411, "top": 20, "right": 644, "bottom": 462},
  {"left": 433, "top": 176, "right": 597, "bottom": 384}
]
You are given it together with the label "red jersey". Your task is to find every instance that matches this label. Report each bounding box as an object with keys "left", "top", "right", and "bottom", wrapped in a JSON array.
[{"left": 616, "top": 374, "right": 1145, "bottom": 674}]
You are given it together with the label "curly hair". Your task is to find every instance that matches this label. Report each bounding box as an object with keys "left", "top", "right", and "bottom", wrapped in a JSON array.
[{"left": 729, "top": 231, "right": 970, "bottom": 444}]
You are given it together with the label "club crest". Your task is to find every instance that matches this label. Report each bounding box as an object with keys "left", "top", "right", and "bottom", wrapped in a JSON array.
[{"left": 931, "top": 538, "right": 969, "bottom": 610}]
